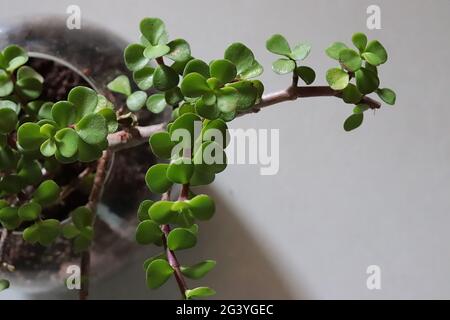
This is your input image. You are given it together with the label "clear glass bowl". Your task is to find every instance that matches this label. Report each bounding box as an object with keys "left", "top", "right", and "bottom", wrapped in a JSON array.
[{"left": 0, "top": 15, "right": 163, "bottom": 295}]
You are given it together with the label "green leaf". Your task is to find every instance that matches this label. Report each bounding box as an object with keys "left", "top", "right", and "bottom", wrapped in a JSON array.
[
  {"left": 166, "top": 39, "right": 191, "bottom": 62},
  {"left": 185, "top": 287, "right": 216, "bottom": 299},
  {"left": 325, "top": 42, "right": 348, "bottom": 60},
  {"left": 352, "top": 32, "right": 367, "bottom": 52},
  {"left": 0, "top": 70, "right": 13, "bottom": 97},
  {"left": 149, "top": 200, "right": 177, "bottom": 224},
  {"left": 181, "top": 73, "right": 211, "bottom": 98},
  {"left": 362, "top": 40, "right": 388, "bottom": 66},
  {"left": 190, "top": 164, "right": 216, "bottom": 187},
  {"left": 97, "top": 108, "right": 118, "bottom": 134},
  {"left": 353, "top": 104, "right": 368, "bottom": 114},
  {"left": 16, "top": 77, "right": 43, "bottom": 100},
  {"left": 342, "top": 83, "right": 363, "bottom": 104},
  {"left": 146, "top": 259, "right": 173, "bottom": 289},
  {"left": 149, "top": 131, "right": 175, "bottom": 159},
  {"left": 124, "top": 44, "right": 149, "bottom": 71},
  {"left": 140, "top": 18, "right": 167, "bottom": 46},
  {"left": 239, "top": 61, "right": 264, "bottom": 80},
  {"left": 0, "top": 100, "right": 19, "bottom": 113},
  {"left": 266, "top": 34, "right": 291, "bottom": 56},
  {"left": 40, "top": 139, "right": 56, "bottom": 157},
  {"left": 76, "top": 113, "right": 107, "bottom": 145},
  {"left": 165, "top": 87, "right": 184, "bottom": 106},
  {"left": 355, "top": 67, "right": 379, "bottom": 94},
  {"left": 33, "top": 180, "right": 60, "bottom": 206},
  {"left": 187, "top": 194, "right": 215, "bottom": 220},
  {"left": 133, "top": 67, "right": 154, "bottom": 90},
  {"left": 17, "top": 66, "right": 43, "bottom": 82},
  {"left": 181, "top": 260, "right": 216, "bottom": 279},
  {"left": 143, "top": 253, "right": 166, "bottom": 271},
  {"left": 183, "top": 59, "right": 210, "bottom": 78},
  {"left": 216, "top": 86, "right": 239, "bottom": 113},
  {"left": 376, "top": 88, "right": 396, "bottom": 105},
  {"left": 136, "top": 220, "right": 163, "bottom": 245},
  {"left": 55, "top": 128, "right": 78, "bottom": 158},
  {"left": 2, "top": 45, "right": 28, "bottom": 71},
  {"left": 339, "top": 49, "right": 362, "bottom": 72},
  {"left": 167, "top": 157, "right": 194, "bottom": 184},
  {"left": 167, "top": 227, "right": 197, "bottom": 250},
  {"left": 146, "top": 93, "right": 167, "bottom": 113},
  {"left": 126, "top": 91, "right": 147, "bottom": 111},
  {"left": 23, "top": 223, "right": 39, "bottom": 243},
  {"left": 17, "top": 160, "right": 42, "bottom": 185},
  {"left": 0, "top": 279, "right": 10, "bottom": 292},
  {"left": 17, "top": 123, "right": 45, "bottom": 150},
  {"left": 0, "top": 108, "right": 17, "bottom": 134},
  {"left": 73, "top": 232, "right": 92, "bottom": 253},
  {"left": 295, "top": 66, "right": 316, "bottom": 85},
  {"left": 143, "top": 44, "right": 170, "bottom": 60},
  {"left": 227, "top": 81, "right": 258, "bottom": 110},
  {"left": 37, "top": 102, "right": 54, "bottom": 120},
  {"left": 343, "top": 113, "right": 364, "bottom": 131},
  {"left": 77, "top": 139, "right": 103, "bottom": 162},
  {"left": 224, "top": 42, "right": 253, "bottom": 74},
  {"left": 169, "top": 112, "right": 201, "bottom": 151},
  {"left": 195, "top": 98, "right": 220, "bottom": 120},
  {"left": 289, "top": 43, "right": 311, "bottom": 60},
  {"left": 209, "top": 59, "right": 237, "bottom": 84},
  {"left": 51, "top": 101, "right": 76, "bottom": 127},
  {"left": 68, "top": 86, "right": 98, "bottom": 120},
  {"left": 71, "top": 206, "right": 93, "bottom": 229},
  {"left": 178, "top": 102, "right": 196, "bottom": 115},
  {"left": 326, "top": 68, "right": 349, "bottom": 90},
  {"left": 0, "top": 206, "right": 21, "bottom": 230},
  {"left": 153, "top": 65, "right": 179, "bottom": 91},
  {"left": 107, "top": 75, "right": 131, "bottom": 96},
  {"left": 137, "top": 200, "right": 154, "bottom": 222},
  {"left": 37, "top": 219, "right": 61, "bottom": 246},
  {"left": 145, "top": 164, "right": 173, "bottom": 194},
  {"left": 18, "top": 202, "right": 41, "bottom": 221},
  {"left": 62, "top": 224, "right": 80, "bottom": 239},
  {"left": 272, "top": 58, "right": 295, "bottom": 75},
  {"left": 38, "top": 123, "right": 56, "bottom": 137}
]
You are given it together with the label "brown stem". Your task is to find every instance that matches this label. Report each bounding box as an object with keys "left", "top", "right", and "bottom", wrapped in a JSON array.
[
  {"left": 79, "top": 151, "right": 112, "bottom": 300},
  {"left": 106, "top": 86, "right": 381, "bottom": 152},
  {"left": 179, "top": 184, "right": 190, "bottom": 201},
  {"left": 157, "top": 191, "right": 189, "bottom": 299},
  {"left": 161, "top": 224, "right": 188, "bottom": 299},
  {"left": 107, "top": 123, "right": 165, "bottom": 152},
  {"left": 239, "top": 86, "right": 381, "bottom": 116}
]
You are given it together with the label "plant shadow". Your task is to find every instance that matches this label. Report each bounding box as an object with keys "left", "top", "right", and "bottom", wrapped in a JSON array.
[{"left": 24, "top": 186, "right": 305, "bottom": 299}]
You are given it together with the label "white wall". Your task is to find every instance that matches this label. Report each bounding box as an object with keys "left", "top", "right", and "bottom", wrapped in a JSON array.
[{"left": 1, "top": 0, "right": 450, "bottom": 299}]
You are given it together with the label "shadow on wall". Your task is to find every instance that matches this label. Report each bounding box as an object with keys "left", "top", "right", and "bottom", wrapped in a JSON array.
[{"left": 26, "top": 186, "right": 304, "bottom": 299}]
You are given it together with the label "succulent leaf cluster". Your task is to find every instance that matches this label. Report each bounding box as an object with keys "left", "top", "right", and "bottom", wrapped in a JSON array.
[
  {"left": 325, "top": 33, "right": 396, "bottom": 130},
  {"left": 0, "top": 44, "right": 116, "bottom": 253}
]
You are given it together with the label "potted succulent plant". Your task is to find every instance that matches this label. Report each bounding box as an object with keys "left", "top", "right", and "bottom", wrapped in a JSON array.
[{"left": 0, "top": 16, "right": 396, "bottom": 299}]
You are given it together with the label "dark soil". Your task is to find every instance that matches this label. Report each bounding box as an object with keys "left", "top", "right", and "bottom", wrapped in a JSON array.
[{"left": 29, "top": 58, "right": 90, "bottom": 101}]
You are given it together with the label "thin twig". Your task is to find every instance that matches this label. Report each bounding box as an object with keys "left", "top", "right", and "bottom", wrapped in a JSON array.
[
  {"left": 162, "top": 224, "right": 188, "bottom": 299},
  {"left": 79, "top": 150, "right": 112, "bottom": 300}
]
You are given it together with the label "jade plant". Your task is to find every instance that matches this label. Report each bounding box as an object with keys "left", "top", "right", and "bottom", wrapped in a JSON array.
[{"left": 0, "top": 17, "right": 396, "bottom": 299}]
